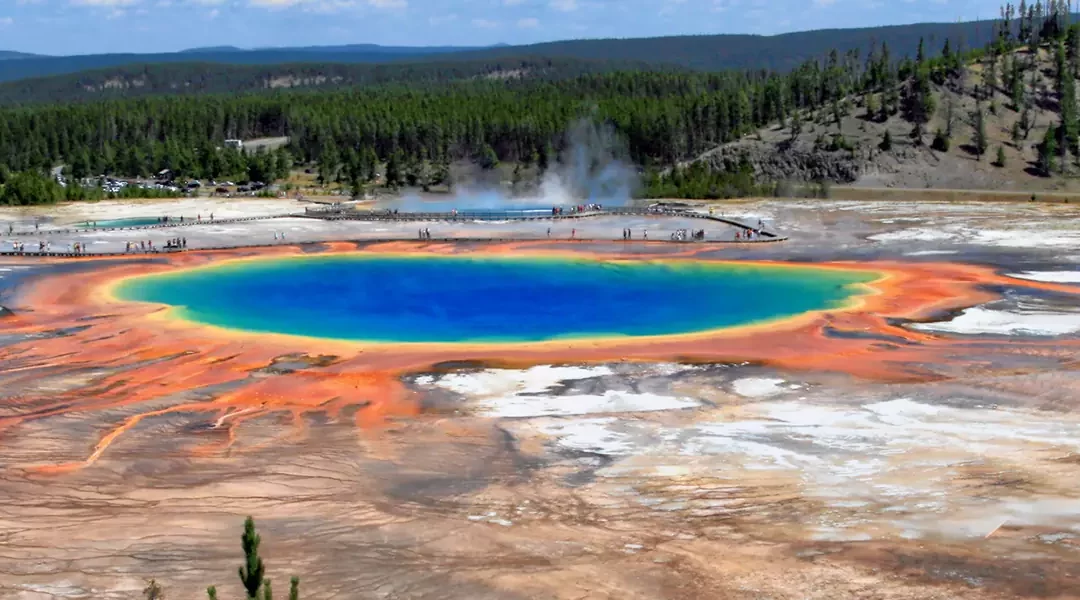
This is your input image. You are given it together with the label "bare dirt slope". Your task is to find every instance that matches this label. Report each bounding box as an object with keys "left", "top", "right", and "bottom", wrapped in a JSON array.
[{"left": 696, "top": 46, "right": 1080, "bottom": 192}]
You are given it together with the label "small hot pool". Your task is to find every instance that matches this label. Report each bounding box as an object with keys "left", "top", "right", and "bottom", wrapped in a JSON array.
[{"left": 78, "top": 217, "right": 168, "bottom": 229}]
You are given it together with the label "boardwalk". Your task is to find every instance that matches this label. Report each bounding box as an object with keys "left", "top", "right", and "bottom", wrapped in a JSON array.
[
  {"left": 302, "top": 206, "right": 782, "bottom": 238},
  {"left": 0, "top": 205, "right": 785, "bottom": 258}
]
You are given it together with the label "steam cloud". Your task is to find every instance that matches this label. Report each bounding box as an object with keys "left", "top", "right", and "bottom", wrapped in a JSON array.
[{"left": 392, "top": 118, "right": 639, "bottom": 212}]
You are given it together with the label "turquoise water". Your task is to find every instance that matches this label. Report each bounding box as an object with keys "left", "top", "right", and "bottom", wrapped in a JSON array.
[
  {"left": 115, "top": 255, "right": 876, "bottom": 343},
  {"left": 79, "top": 217, "right": 165, "bottom": 228}
]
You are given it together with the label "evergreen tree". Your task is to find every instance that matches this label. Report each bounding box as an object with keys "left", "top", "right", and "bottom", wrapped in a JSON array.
[
  {"left": 478, "top": 144, "right": 499, "bottom": 170},
  {"left": 972, "top": 106, "right": 989, "bottom": 158},
  {"left": 288, "top": 577, "right": 300, "bottom": 600},
  {"left": 880, "top": 129, "right": 893, "bottom": 151},
  {"left": 1020, "top": 0, "right": 1031, "bottom": 41},
  {"left": 995, "top": 145, "right": 1008, "bottom": 166},
  {"left": 1059, "top": 42, "right": 1079, "bottom": 156},
  {"left": 238, "top": 517, "right": 266, "bottom": 600},
  {"left": 1040, "top": 124, "right": 1059, "bottom": 173},
  {"left": 385, "top": 152, "right": 403, "bottom": 188},
  {"left": 983, "top": 53, "right": 999, "bottom": 97}
]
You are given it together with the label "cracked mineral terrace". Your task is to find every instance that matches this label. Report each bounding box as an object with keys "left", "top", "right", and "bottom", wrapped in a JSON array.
[{"left": 1, "top": 197, "right": 1079, "bottom": 600}]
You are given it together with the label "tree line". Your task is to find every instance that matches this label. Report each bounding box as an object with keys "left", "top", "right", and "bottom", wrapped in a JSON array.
[
  {"left": 0, "top": 1, "right": 1076, "bottom": 204},
  {"left": 0, "top": 49, "right": 955, "bottom": 196}
]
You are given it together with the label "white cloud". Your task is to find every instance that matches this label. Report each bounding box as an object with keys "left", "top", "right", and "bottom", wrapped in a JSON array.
[
  {"left": 428, "top": 13, "right": 457, "bottom": 24},
  {"left": 247, "top": 0, "right": 401, "bottom": 9},
  {"left": 503, "top": 0, "right": 524, "bottom": 4},
  {"left": 549, "top": 0, "right": 576, "bottom": 11},
  {"left": 71, "top": 0, "right": 139, "bottom": 6},
  {"left": 0, "top": 17, "right": 12, "bottom": 26},
  {"left": 812, "top": 0, "right": 836, "bottom": 6},
  {"left": 206, "top": 7, "right": 220, "bottom": 17},
  {"left": 248, "top": 0, "right": 301, "bottom": 7},
  {"left": 189, "top": 0, "right": 225, "bottom": 5},
  {"left": 472, "top": 17, "right": 498, "bottom": 28},
  {"left": 517, "top": 16, "right": 538, "bottom": 27}
]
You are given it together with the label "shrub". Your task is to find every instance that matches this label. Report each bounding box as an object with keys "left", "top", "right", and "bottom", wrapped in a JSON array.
[
  {"left": 879, "top": 130, "right": 893, "bottom": 151},
  {"left": 931, "top": 129, "right": 951, "bottom": 152}
]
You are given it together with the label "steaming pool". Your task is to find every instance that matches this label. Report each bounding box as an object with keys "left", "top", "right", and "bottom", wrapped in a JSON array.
[
  {"left": 113, "top": 254, "right": 876, "bottom": 343},
  {"left": 371, "top": 190, "right": 625, "bottom": 215}
]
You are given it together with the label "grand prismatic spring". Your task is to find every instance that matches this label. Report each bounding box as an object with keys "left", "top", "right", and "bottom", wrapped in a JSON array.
[
  {"left": 2, "top": 197, "right": 1080, "bottom": 599},
  {"left": 113, "top": 255, "right": 878, "bottom": 343}
]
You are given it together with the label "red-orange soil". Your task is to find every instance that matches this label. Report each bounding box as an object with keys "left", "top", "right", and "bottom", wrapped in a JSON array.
[{"left": 1, "top": 240, "right": 1078, "bottom": 475}]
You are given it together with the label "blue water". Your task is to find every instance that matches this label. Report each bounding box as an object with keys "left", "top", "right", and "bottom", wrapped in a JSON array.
[
  {"left": 115, "top": 255, "right": 875, "bottom": 343},
  {"left": 79, "top": 217, "right": 165, "bottom": 229}
]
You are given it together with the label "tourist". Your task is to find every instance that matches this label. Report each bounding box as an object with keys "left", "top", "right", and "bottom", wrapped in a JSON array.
[
  {"left": 571, "top": 228, "right": 576, "bottom": 239},
  {"left": 182, "top": 238, "right": 187, "bottom": 249},
  {"left": 547, "top": 228, "right": 551, "bottom": 238},
  {"left": 643, "top": 229, "right": 648, "bottom": 240}
]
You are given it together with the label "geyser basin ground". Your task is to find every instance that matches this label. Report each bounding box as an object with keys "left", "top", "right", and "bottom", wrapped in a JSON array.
[{"left": 113, "top": 254, "right": 878, "bottom": 343}]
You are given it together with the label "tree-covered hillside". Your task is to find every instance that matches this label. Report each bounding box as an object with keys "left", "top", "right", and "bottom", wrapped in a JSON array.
[
  {"left": 0, "top": 57, "right": 672, "bottom": 106},
  {"left": 2, "top": 1, "right": 1077, "bottom": 203}
]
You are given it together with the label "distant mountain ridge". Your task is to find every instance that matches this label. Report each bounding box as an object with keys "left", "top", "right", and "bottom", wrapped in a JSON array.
[
  {"left": 0, "top": 51, "right": 40, "bottom": 61},
  {"left": 0, "top": 18, "right": 1012, "bottom": 86},
  {"left": 182, "top": 44, "right": 498, "bottom": 55}
]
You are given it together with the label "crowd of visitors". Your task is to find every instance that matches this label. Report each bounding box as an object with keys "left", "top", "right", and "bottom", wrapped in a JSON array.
[
  {"left": 671, "top": 229, "right": 706, "bottom": 241},
  {"left": 551, "top": 203, "right": 602, "bottom": 216}
]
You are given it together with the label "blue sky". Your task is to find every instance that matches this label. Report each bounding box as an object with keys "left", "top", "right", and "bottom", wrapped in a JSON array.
[{"left": 1, "top": 0, "right": 1005, "bottom": 55}]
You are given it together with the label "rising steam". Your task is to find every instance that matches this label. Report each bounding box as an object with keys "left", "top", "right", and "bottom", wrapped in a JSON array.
[{"left": 391, "top": 118, "right": 639, "bottom": 211}]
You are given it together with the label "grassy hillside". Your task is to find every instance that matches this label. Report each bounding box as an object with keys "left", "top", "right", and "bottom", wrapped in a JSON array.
[
  {"left": 688, "top": 42, "right": 1080, "bottom": 193},
  {"left": 0, "top": 18, "right": 1007, "bottom": 86}
]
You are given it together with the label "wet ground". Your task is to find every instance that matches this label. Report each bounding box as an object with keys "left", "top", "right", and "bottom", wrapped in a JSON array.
[{"left": 0, "top": 198, "right": 1079, "bottom": 599}]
